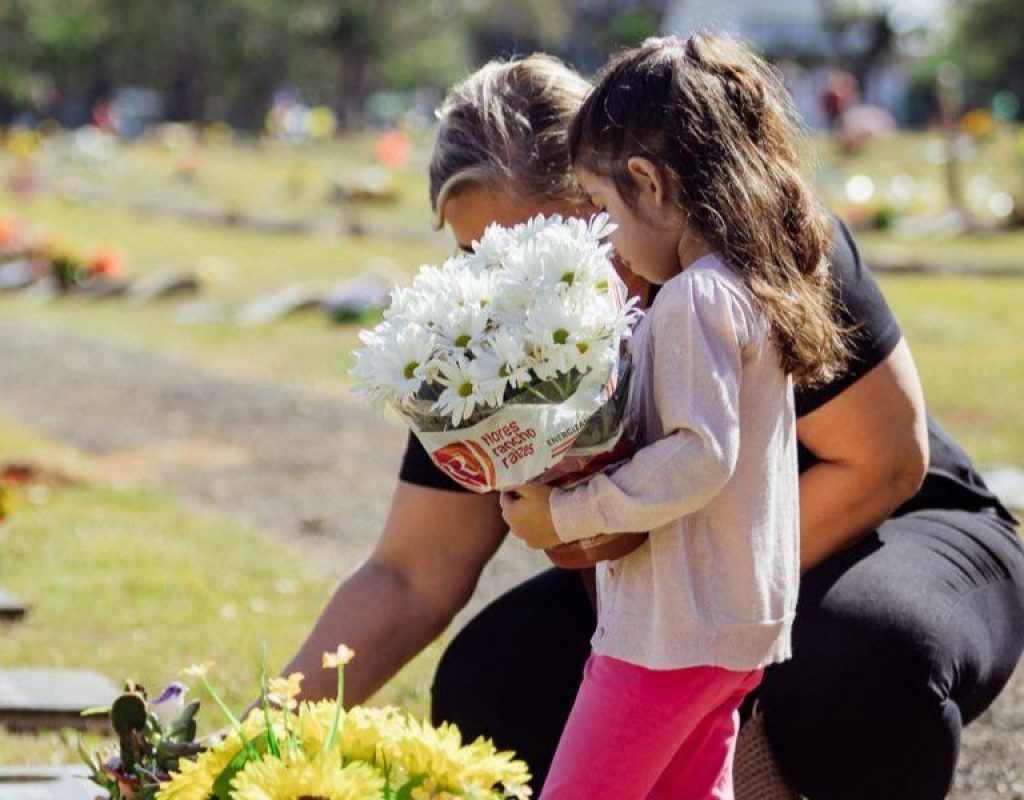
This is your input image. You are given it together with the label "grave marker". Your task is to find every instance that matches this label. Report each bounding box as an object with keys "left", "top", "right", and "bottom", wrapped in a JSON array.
[
  {"left": 128, "top": 269, "right": 201, "bottom": 304},
  {"left": 982, "top": 466, "right": 1024, "bottom": 511},
  {"left": 235, "top": 283, "right": 320, "bottom": 326},
  {"left": 0, "top": 669, "right": 117, "bottom": 731},
  {"left": 0, "top": 587, "right": 27, "bottom": 621},
  {"left": 0, "top": 766, "right": 93, "bottom": 800}
]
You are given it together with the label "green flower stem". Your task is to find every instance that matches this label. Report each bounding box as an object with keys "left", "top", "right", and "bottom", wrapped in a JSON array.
[
  {"left": 323, "top": 667, "right": 345, "bottom": 752},
  {"left": 259, "top": 648, "right": 281, "bottom": 759},
  {"left": 200, "top": 677, "right": 258, "bottom": 759},
  {"left": 279, "top": 698, "right": 299, "bottom": 757}
]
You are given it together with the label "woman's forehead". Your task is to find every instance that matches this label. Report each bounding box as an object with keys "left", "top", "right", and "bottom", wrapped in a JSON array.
[{"left": 444, "top": 185, "right": 585, "bottom": 248}]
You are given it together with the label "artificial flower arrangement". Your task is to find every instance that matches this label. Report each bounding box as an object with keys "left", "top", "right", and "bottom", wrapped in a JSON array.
[
  {"left": 81, "top": 647, "right": 531, "bottom": 800},
  {"left": 351, "top": 214, "right": 645, "bottom": 566}
]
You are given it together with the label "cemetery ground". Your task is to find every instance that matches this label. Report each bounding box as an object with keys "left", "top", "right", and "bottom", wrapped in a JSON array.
[
  {"left": 1, "top": 131, "right": 1023, "bottom": 797},
  {"left": 0, "top": 413, "right": 446, "bottom": 764}
]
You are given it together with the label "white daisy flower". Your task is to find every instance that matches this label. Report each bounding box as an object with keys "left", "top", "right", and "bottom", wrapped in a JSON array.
[
  {"left": 469, "top": 330, "right": 534, "bottom": 403},
  {"left": 351, "top": 324, "right": 436, "bottom": 404},
  {"left": 432, "top": 356, "right": 491, "bottom": 426},
  {"left": 436, "top": 303, "right": 490, "bottom": 350}
]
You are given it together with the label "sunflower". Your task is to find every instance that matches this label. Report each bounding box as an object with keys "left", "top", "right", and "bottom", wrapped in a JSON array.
[
  {"left": 155, "top": 740, "right": 242, "bottom": 800},
  {"left": 156, "top": 710, "right": 284, "bottom": 800},
  {"left": 230, "top": 751, "right": 386, "bottom": 800},
  {"left": 383, "top": 718, "right": 531, "bottom": 798}
]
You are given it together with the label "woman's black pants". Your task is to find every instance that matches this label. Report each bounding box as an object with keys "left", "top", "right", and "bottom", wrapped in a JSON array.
[{"left": 431, "top": 509, "right": 1024, "bottom": 798}]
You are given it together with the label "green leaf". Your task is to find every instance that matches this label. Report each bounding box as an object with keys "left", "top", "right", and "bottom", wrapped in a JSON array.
[
  {"left": 208, "top": 729, "right": 278, "bottom": 798},
  {"left": 211, "top": 741, "right": 259, "bottom": 799},
  {"left": 80, "top": 705, "right": 111, "bottom": 717},
  {"left": 76, "top": 737, "right": 100, "bottom": 776},
  {"left": 259, "top": 644, "right": 282, "bottom": 759},
  {"left": 168, "top": 700, "right": 201, "bottom": 742},
  {"left": 394, "top": 775, "right": 428, "bottom": 800}
]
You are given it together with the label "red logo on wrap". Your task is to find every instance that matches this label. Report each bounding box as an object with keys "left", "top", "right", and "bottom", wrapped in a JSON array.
[{"left": 433, "top": 440, "right": 497, "bottom": 492}]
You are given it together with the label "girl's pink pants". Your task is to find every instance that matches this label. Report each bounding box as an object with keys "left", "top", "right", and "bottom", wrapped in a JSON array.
[{"left": 541, "top": 654, "right": 763, "bottom": 799}]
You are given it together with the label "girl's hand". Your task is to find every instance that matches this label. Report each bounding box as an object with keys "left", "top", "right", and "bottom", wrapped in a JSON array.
[{"left": 500, "top": 484, "right": 561, "bottom": 550}]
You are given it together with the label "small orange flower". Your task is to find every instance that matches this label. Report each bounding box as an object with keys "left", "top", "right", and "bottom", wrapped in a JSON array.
[
  {"left": 322, "top": 644, "right": 355, "bottom": 670},
  {"left": 268, "top": 672, "right": 304, "bottom": 710}
]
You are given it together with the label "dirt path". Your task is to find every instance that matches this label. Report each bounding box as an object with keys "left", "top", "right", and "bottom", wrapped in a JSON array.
[
  {"left": 0, "top": 319, "right": 545, "bottom": 602},
  {"left": 0, "top": 318, "right": 1019, "bottom": 798}
]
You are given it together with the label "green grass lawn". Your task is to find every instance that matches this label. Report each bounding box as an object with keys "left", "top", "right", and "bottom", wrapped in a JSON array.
[
  {"left": 880, "top": 274, "right": 1024, "bottom": 465},
  {"left": 25, "top": 132, "right": 438, "bottom": 234},
  {"left": 0, "top": 421, "right": 438, "bottom": 765}
]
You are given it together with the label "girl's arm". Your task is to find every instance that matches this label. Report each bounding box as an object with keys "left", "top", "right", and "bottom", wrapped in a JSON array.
[
  {"left": 796, "top": 337, "right": 929, "bottom": 572},
  {"left": 548, "top": 273, "right": 746, "bottom": 542}
]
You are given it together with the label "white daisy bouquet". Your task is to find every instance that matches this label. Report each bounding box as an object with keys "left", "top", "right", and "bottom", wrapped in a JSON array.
[{"left": 352, "top": 214, "right": 639, "bottom": 495}]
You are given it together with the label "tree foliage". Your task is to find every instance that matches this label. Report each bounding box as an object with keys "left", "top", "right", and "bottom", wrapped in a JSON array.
[
  {"left": 945, "top": 0, "right": 1024, "bottom": 106},
  {"left": 0, "top": 0, "right": 669, "bottom": 128}
]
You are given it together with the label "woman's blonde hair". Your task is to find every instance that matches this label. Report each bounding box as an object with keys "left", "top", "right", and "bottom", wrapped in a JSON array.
[{"left": 429, "top": 54, "right": 591, "bottom": 228}]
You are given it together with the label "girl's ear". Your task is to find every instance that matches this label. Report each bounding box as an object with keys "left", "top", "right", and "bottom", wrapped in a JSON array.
[{"left": 627, "top": 156, "right": 669, "bottom": 208}]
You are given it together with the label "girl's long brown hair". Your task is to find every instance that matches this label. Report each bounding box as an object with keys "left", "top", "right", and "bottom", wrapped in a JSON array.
[{"left": 569, "top": 33, "right": 848, "bottom": 387}]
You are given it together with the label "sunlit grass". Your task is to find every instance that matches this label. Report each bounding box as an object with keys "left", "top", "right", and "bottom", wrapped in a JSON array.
[
  {"left": 0, "top": 420, "right": 439, "bottom": 765},
  {"left": 879, "top": 274, "right": 1024, "bottom": 466}
]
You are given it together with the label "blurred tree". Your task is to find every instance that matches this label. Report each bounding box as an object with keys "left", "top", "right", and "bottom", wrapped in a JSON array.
[
  {"left": 0, "top": 0, "right": 113, "bottom": 123},
  {"left": 0, "top": 0, "right": 670, "bottom": 130},
  {"left": 815, "top": 0, "right": 898, "bottom": 91},
  {"left": 594, "top": 5, "right": 662, "bottom": 52},
  {"left": 465, "top": 0, "right": 572, "bottom": 61},
  {"left": 466, "top": 0, "right": 667, "bottom": 72},
  {"left": 945, "top": 0, "right": 1024, "bottom": 109}
]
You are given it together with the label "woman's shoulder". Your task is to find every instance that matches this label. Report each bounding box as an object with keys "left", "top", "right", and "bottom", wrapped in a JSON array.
[{"left": 795, "top": 217, "right": 903, "bottom": 416}]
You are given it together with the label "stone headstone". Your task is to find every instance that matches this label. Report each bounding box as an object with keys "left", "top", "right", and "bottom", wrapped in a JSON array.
[
  {"left": 79, "top": 278, "right": 132, "bottom": 299},
  {"left": 235, "top": 213, "right": 309, "bottom": 235},
  {"left": 0, "top": 587, "right": 27, "bottom": 621},
  {"left": 0, "top": 260, "right": 36, "bottom": 292},
  {"left": 327, "top": 168, "right": 398, "bottom": 204},
  {"left": 0, "top": 669, "right": 117, "bottom": 731},
  {"left": 0, "top": 766, "right": 94, "bottom": 800},
  {"left": 321, "top": 274, "right": 392, "bottom": 323},
  {"left": 235, "top": 283, "right": 321, "bottom": 326},
  {"left": 982, "top": 465, "right": 1024, "bottom": 511},
  {"left": 128, "top": 269, "right": 201, "bottom": 304},
  {"left": 174, "top": 299, "right": 225, "bottom": 326}
]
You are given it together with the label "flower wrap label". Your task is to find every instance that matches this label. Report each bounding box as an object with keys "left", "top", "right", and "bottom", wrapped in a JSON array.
[{"left": 415, "top": 361, "right": 619, "bottom": 493}]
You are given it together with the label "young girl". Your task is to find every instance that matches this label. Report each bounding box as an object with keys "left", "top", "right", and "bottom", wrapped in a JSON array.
[{"left": 500, "top": 33, "right": 848, "bottom": 799}]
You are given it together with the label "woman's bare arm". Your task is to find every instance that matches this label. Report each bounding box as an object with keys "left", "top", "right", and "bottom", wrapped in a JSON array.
[
  {"left": 797, "top": 338, "right": 929, "bottom": 573},
  {"left": 282, "top": 481, "right": 506, "bottom": 704}
]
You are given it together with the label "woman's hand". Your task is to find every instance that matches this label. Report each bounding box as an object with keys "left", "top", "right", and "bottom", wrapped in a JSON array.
[{"left": 500, "top": 484, "right": 561, "bottom": 550}]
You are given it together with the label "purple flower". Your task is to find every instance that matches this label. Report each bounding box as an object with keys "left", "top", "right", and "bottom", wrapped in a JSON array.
[{"left": 153, "top": 682, "right": 187, "bottom": 729}]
